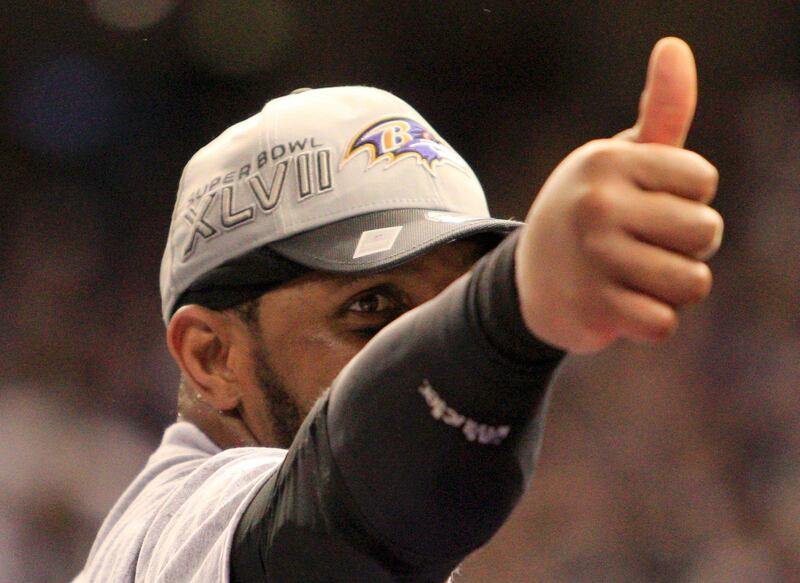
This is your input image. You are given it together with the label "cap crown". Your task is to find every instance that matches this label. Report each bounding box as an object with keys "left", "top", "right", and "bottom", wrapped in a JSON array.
[{"left": 160, "top": 86, "right": 491, "bottom": 322}]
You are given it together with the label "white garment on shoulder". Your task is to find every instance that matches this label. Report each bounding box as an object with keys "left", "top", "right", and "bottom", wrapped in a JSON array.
[{"left": 73, "top": 422, "right": 285, "bottom": 583}]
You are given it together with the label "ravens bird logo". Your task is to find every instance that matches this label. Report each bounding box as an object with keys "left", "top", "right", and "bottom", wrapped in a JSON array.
[{"left": 342, "top": 117, "right": 467, "bottom": 176}]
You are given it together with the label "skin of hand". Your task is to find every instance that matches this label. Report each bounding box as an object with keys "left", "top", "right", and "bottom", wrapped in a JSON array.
[{"left": 514, "top": 37, "right": 724, "bottom": 353}]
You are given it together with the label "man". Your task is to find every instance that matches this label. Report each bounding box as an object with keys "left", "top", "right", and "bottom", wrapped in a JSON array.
[{"left": 75, "top": 37, "right": 722, "bottom": 582}]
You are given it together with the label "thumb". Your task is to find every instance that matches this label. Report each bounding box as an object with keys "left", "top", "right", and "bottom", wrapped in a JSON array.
[{"left": 626, "top": 37, "right": 697, "bottom": 147}]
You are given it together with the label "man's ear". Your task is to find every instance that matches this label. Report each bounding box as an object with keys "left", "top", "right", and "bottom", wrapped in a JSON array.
[{"left": 166, "top": 305, "right": 243, "bottom": 412}]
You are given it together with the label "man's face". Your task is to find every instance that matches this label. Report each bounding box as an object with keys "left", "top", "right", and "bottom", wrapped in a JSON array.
[{"left": 231, "top": 239, "right": 489, "bottom": 448}]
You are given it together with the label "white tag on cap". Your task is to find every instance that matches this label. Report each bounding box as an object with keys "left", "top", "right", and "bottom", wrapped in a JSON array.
[
  {"left": 353, "top": 226, "right": 403, "bottom": 259},
  {"left": 425, "top": 210, "right": 481, "bottom": 224}
]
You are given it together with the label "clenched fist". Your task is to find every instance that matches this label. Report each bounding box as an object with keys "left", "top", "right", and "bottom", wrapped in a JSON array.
[{"left": 515, "top": 37, "right": 724, "bottom": 353}]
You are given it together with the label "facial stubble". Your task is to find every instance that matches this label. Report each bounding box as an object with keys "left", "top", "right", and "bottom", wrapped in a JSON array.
[{"left": 250, "top": 334, "right": 305, "bottom": 449}]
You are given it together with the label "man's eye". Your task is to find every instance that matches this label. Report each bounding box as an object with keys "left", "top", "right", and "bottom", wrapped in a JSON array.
[{"left": 347, "top": 293, "right": 395, "bottom": 313}]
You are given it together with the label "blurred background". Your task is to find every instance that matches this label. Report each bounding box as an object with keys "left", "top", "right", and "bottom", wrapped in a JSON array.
[{"left": 0, "top": 1, "right": 798, "bottom": 581}]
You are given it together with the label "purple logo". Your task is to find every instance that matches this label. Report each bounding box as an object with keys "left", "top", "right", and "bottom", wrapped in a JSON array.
[{"left": 342, "top": 117, "right": 466, "bottom": 175}]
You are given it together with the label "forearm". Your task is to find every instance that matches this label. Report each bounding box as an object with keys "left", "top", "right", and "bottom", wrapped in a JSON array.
[{"left": 327, "top": 229, "right": 564, "bottom": 567}]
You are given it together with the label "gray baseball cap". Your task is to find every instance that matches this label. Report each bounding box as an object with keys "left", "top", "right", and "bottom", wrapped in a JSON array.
[{"left": 160, "top": 86, "right": 522, "bottom": 323}]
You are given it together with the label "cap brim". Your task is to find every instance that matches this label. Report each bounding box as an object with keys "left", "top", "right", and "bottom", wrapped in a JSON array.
[{"left": 268, "top": 208, "right": 523, "bottom": 274}]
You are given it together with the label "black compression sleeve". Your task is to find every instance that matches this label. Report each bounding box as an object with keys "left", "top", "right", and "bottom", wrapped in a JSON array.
[
  {"left": 231, "top": 230, "right": 565, "bottom": 582},
  {"left": 327, "top": 228, "right": 563, "bottom": 564}
]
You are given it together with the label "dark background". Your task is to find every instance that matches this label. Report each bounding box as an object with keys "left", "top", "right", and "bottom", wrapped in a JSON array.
[{"left": 1, "top": 2, "right": 798, "bottom": 581}]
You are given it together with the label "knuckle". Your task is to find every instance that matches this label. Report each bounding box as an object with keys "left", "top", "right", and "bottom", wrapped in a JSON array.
[
  {"left": 576, "top": 186, "right": 617, "bottom": 229},
  {"left": 685, "top": 262, "right": 713, "bottom": 303},
  {"left": 582, "top": 287, "right": 623, "bottom": 337},
  {"left": 693, "top": 207, "right": 724, "bottom": 253},
  {"left": 698, "top": 162, "right": 720, "bottom": 201},
  {"left": 581, "top": 230, "right": 614, "bottom": 263},
  {"left": 584, "top": 309, "right": 617, "bottom": 343},
  {"left": 584, "top": 330, "right": 618, "bottom": 351},
  {"left": 578, "top": 140, "right": 624, "bottom": 174},
  {"left": 647, "top": 308, "right": 678, "bottom": 342}
]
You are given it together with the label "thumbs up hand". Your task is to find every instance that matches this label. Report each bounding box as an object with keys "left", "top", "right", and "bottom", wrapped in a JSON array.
[{"left": 515, "top": 38, "right": 724, "bottom": 353}]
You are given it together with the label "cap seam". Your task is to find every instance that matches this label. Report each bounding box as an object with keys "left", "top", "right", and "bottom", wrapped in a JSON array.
[{"left": 278, "top": 199, "right": 471, "bottom": 231}]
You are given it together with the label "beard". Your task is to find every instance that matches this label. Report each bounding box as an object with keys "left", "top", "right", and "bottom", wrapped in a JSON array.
[{"left": 250, "top": 335, "right": 304, "bottom": 449}]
